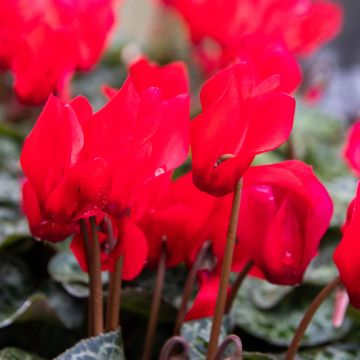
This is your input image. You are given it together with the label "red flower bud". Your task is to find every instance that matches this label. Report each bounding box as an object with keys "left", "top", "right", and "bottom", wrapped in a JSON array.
[{"left": 232, "top": 160, "right": 333, "bottom": 285}]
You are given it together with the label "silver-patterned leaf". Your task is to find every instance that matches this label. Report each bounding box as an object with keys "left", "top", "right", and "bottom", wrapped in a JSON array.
[
  {"left": 0, "top": 347, "right": 44, "bottom": 360},
  {"left": 231, "top": 279, "right": 352, "bottom": 347},
  {"left": 181, "top": 317, "right": 230, "bottom": 359},
  {"left": 54, "top": 329, "right": 125, "bottom": 360}
]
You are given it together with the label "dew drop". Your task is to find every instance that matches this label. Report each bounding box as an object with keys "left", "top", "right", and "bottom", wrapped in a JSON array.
[
  {"left": 155, "top": 167, "right": 165, "bottom": 177},
  {"left": 282, "top": 251, "right": 294, "bottom": 266}
]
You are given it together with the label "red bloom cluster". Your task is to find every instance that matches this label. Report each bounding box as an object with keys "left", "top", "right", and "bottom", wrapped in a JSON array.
[
  {"left": 0, "top": 0, "right": 117, "bottom": 104},
  {"left": 184, "top": 161, "right": 333, "bottom": 320},
  {"left": 161, "top": 0, "right": 343, "bottom": 73},
  {"left": 19, "top": 0, "right": 341, "bottom": 324},
  {"left": 21, "top": 57, "right": 190, "bottom": 279}
]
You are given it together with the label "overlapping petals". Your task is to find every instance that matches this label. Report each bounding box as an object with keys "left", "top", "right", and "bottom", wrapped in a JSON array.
[
  {"left": 20, "top": 94, "right": 111, "bottom": 242},
  {"left": 231, "top": 160, "right": 333, "bottom": 285},
  {"left": 0, "top": 0, "right": 116, "bottom": 104},
  {"left": 84, "top": 59, "right": 190, "bottom": 215},
  {"left": 191, "top": 62, "right": 295, "bottom": 196},
  {"left": 132, "top": 174, "right": 191, "bottom": 268},
  {"left": 21, "top": 58, "right": 190, "bottom": 248},
  {"left": 161, "top": 0, "right": 343, "bottom": 73}
]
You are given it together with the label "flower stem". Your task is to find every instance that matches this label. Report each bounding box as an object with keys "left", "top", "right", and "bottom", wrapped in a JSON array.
[
  {"left": 206, "top": 179, "right": 243, "bottom": 360},
  {"left": 89, "top": 216, "right": 104, "bottom": 335},
  {"left": 215, "top": 334, "right": 243, "bottom": 360},
  {"left": 159, "top": 336, "right": 190, "bottom": 360},
  {"left": 106, "top": 255, "right": 123, "bottom": 331},
  {"left": 142, "top": 243, "right": 167, "bottom": 360},
  {"left": 285, "top": 276, "right": 342, "bottom": 360},
  {"left": 225, "top": 260, "right": 254, "bottom": 314},
  {"left": 80, "top": 218, "right": 93, "bottom": 336},
  {"left": 174, "top": 241, "right": 211, "bottom": 336}
]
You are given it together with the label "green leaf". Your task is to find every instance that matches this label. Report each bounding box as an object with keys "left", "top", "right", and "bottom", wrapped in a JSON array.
[
  {"left": 0, "top": 211, "right": 29, "bottom": 251},
  {"left": 181, "top": 317, "right": 230, "bottom": 359},
  {"left": 0, "top": 174, "right": 21, "bottom": 206},
  {"left": 0, "top": 256, "right": 83, "bottom": 329},
  {"left": 324, "top": 176, "right": 357, "bottom": 227},
  {"left": 243, "top": 352, "right": 278, "bottom": 360},
  {"left": 0, "top": 138, "right": 21, "bottom": 176},
  {"left": 304, "top": 232, "right": 339, "bottom": 286},
  {"left": 0, "top": 293, "right": 62, "bottom": 328},
  {"left": 292, "top": 103, "right": 348, "bottom": 180},
  {"left": 231, "top": 279, "right": 352, "bottom": 347},
  {"left": 299, "top": 344, "right": 360, "bottom": 360},
  {"left": 48, "top": 251, "right": 108, "bottom": 298},
  {"left": 248, "top": 279, "right": 293, "bottom": 310},
  {"left": 54, "top": 329, "right": 125, "bottom": 360},
  {"left": 48, "top": 251, "right": 89, "bottom": 284},
  {"left": 121, "top": 288, "right": 176, "bottom": 322},
  {"left": 0, "top": 347, "right": 44, "bottom": 360},
  {"left": 0, "top": 257, "right": 33, "bottom": 327},
  {"left": 44, "top": 283, "right": 85, "bottom": 329},
  {"left": 134, "top": 266, "right": 187, "bottom": 309},
  {"left": 252, "top": 151, "right": 284, "bottom": 167}
]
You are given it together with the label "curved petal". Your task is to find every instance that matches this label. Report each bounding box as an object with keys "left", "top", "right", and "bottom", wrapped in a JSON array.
[
  {"left": 334, "top": 183, "right": 360, "bottom": 309},
  {"left": 129, "top": 56, "right": 189, "bottom": 99},
  {"left": 20, "top": 94, "right": 84, "bottom": 206}
]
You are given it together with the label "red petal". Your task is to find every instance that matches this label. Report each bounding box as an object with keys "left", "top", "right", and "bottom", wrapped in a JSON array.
[
  {"left": 334, "top": 183, "right": 360, "bottom": 309},
  {"left": 20, "top": 94, "right": 84, "bottom": 207},
  {"left": 129, "top": 56, "right": 189, "bottom": 99},
  {"left": 118, "top": 217, "right": 148, "bottom": 280}
]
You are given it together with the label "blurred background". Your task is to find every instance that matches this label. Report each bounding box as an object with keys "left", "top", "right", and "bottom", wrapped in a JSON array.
[{"left": 114, "top": 0, "right": 360, "bottom": 122}]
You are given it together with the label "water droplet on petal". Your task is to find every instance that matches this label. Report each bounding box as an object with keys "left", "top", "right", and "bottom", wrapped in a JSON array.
[
  {"left": 282, "top": 251, "right": 294, "bottom": 266},
  {"left": 155, "top": 167, "right": 165, "bottom": 177}
]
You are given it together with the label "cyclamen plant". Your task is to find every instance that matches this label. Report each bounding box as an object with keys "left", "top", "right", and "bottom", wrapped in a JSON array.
[{"left": 6, "top": 0, "right": 359, "bottom": 359}]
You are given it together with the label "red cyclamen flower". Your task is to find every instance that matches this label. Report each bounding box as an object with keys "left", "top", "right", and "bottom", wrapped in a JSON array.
[
  {"left": 21, "top": 57, "right": 190, "bottom": 243},
  {"left": 21, "top": 95, "right": 111, "bottom": 242},
  {"left": 161, "top": 0, "right": 343, "bottom": 73},
  {"left": 190, "top": 62, "right": 295, "bottom": 196},
  {"left": 186, "top": 160, "right": 333, "bottom": 320},
  {"left": 0, "top": 0, "right": 116, "bottom": 104},
  {"left": 231, "top": 160, "right": 333, "bottom": 285},
  {"left": 85, "top": 57, "right": 190, "bottom": 216},
  {"left": 334, "top": 183, "right": 360, "bottom": 309}
]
